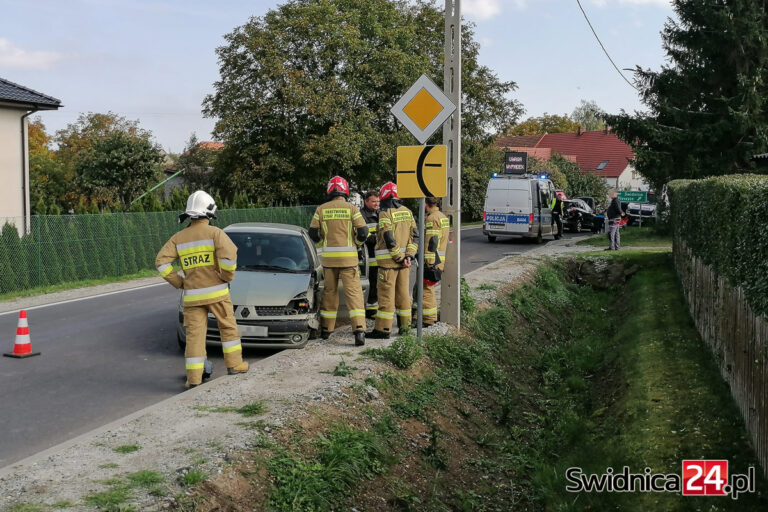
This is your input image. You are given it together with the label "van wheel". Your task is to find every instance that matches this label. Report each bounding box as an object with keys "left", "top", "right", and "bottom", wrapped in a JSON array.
[
  {"left": 487, "top": 235, "right": 497, "bottom": 243},
  {"left": 536, "top": 230, "right": 543, "bottom": 244}
]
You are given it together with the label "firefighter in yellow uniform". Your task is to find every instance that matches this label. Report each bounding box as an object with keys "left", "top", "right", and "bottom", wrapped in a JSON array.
[
  {"left": 155, "top": 190, "right": 249, "bottom": 389},
  {"left": 421, "top": 197, "right": 450, "bottom": 326},
  {"left": 309, "top": 176, "right": 369, "bottom": 346},
  {"left": 367, "top": 182, "right": 418, "bottom": 339}
]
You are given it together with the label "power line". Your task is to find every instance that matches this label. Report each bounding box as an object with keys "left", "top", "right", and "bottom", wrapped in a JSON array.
[{"left": 575, "top": 0, "right": 638, "bottom": 91}]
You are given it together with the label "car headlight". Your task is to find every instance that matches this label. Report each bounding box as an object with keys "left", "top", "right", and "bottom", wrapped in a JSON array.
[{"left": 288, "top": 299, "right": 310, "bottom": 314}]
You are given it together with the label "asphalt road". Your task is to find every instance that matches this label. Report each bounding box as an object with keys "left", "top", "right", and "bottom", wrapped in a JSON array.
[{"left": 0, "top": 226, "right": 588, "bottom": 467}]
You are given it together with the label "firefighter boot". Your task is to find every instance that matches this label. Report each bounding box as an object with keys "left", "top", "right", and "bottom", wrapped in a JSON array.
[
  {"left": 203, "top": 360, "right": 213, "bottom": 381},
  {"left": 366, "top": 329, "right": 390, "bottom": 340},
  {"left": 227, "top": 362, "right": 249, "bottom": 375},
  {"left": 354, "top": 330, "right": 366, "bottom": 346}
]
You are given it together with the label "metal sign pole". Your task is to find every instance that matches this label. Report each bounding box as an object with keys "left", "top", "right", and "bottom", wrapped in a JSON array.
[
  {"left": 441, "top": 0, "right": 461, "bottom": 327},
  {"left": 416, "top": 197, "right": 425, "bottom": 342}
]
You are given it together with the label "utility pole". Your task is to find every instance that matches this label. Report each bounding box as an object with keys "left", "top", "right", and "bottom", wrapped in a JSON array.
[{"left": 441, "top": 0, "right": 461, "bottom": 327}]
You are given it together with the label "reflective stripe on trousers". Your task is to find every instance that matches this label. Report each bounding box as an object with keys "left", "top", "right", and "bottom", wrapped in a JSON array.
[{"left": 183, "top": 283, "right": 229, "bottom": 303}]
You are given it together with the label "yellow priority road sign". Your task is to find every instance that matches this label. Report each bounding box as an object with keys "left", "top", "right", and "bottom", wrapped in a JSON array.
[
  {"left": 396, "top": 145, "right": 447, "bottom": 198},
  {"left": 391, "top": 75, "right": 456, "bottom": 145}
]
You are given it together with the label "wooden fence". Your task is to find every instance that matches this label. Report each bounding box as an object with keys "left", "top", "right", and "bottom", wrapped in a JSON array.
[{"left": 674, "top": 239, "right": 768, "bottom": 474}]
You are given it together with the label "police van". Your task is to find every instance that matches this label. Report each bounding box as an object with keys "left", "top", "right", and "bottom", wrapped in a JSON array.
[{"left": 482, "top": 173, "right": 557, "bottom": 243}]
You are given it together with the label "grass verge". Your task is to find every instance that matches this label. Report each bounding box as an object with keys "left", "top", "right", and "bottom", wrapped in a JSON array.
[
  {"left": 577, "top": 226, "right": 672, "bottom": 247},
  {"left": 170, "top": 251, "right": 767, "bottom": 511}
]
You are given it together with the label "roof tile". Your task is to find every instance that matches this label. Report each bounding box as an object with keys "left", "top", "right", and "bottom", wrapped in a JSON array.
[{"left": 0, "top": 76, "right": 61, "bottom": 108}]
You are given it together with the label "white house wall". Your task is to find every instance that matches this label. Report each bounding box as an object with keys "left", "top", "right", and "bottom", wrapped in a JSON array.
[
  {"left": 617, "top": 165, "right": 648, "bottom": 190},
  {"left": 0, "top": 107, "right": 25, "bottom": 223}
]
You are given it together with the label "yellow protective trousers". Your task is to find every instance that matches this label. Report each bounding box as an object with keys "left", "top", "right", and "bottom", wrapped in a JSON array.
[
  {"left": 422, "top": 282, "right": 438, "bottom": 325},
  {"left": 320, "top": 267, "right": 366, "bottom": 333},
  {"left": 183, "top": 297, "right": 243, "bottom": 386},
  {"left": 374, "top": 267, "right": 412, "bottom": 333}
]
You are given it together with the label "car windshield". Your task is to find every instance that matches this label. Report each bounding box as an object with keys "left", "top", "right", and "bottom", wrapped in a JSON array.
[{"left": 228, "top": 232, "right": 312, "bottom": 273}]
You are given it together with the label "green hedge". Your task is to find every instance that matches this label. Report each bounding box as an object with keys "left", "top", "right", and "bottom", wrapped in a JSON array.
[
  {"left": 0, "top": 206, "right": 316, "bottom": 295},
  {"left": 668, "top": 174, "right": 768, "bottom": 316}
]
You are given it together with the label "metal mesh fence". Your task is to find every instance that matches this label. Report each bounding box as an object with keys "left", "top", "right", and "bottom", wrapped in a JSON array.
[{"left": 0, "top": 206, "right": 317, "bottom": 294}]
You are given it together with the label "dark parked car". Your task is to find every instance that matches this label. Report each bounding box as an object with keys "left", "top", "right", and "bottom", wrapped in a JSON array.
[{"left": 563, "top": 199, "right": 601, "bottom": 233}]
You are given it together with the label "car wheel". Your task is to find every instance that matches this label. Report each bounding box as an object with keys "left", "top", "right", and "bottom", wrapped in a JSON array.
[
  {"left": 177, "top": 332, "right": 186, "bottom": 351},
  {"left": 487, "top": 235, "right": 497, "bottom": 243},
  {"left": 575, "top": 220, "right": 582, "bottom": 232}
]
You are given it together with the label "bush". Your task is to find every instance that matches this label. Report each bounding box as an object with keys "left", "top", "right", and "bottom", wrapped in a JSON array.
[{"left": 668, "top": 174, "right": 768, "bottom": 315}]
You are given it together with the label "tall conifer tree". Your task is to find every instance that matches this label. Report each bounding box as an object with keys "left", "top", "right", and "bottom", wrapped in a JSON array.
[{"left": 607, "top": 0, "right": 768, "bottom": 189}]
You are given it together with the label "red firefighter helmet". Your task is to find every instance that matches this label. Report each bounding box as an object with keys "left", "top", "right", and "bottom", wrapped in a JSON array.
[
  {"left": 326, "top": 176, "right": 350, "bottom": 197},
  {"left": 380, "top": 182, "right": 398, "bottom": 200}
]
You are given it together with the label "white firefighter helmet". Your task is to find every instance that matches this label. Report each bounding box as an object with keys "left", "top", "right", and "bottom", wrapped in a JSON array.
[{"left": 179, "top": 190, "right": 217, "bottom": 223}]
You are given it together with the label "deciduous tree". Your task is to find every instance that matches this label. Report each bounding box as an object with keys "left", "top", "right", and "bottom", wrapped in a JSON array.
[
  {"left": 504, "top": 114, "right": 579, "bottom": 136},
  {"left": 571, "top": 100, "right": 605, "bottom": 131},
  {"left": 75, "top": 131, "right": 163, "bottom": 206},
  {"left": 203, "top": 0, "right": 522, "bottom": 210}
]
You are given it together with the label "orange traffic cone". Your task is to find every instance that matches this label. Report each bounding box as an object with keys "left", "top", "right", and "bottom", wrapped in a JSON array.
[{"left": 3, "top": 310, "right": 40, "bottom": 358}]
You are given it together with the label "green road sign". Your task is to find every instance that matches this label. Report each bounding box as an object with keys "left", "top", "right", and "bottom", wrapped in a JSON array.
[{"left": 618, "top": 190, "right": 647, "bottom": 203}]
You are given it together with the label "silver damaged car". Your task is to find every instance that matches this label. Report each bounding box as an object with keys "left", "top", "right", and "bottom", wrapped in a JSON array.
[{"left": 177, "top": 223, "right": 369, "bottom": 350}]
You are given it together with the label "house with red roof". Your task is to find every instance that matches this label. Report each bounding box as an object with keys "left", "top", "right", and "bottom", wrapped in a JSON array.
[{"left": 495, "top": 128, "right": 645, "bottom": 191}]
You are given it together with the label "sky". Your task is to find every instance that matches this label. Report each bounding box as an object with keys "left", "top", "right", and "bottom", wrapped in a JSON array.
[{"left": 0, "top": 0, "right": 674, "bottom": 153}]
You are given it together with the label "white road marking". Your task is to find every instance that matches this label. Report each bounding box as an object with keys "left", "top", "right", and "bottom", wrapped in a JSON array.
[{"left": 0, "top": 283, "right": 169, "bottom": 317}]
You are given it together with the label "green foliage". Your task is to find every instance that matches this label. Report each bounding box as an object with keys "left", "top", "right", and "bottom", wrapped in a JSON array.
[
  {"left": 267, "top": 426, "right": 390, "bottom": 511},
  {"left": 113, "top": 444, "right": 140, "bottom": 454},
  {"left": 552, "top": 154, "right": 608, "bottom": 201},
  {"left": 181, "top": 469, "right": 208, "bottom": 487},
  {"left": 75, "top": 130, "right": 163, "bottom": 207},
  {"left": 84, "top": 485, "right": 132, "bottom": 509},
  {"left": 331, "top": 359, "right": 358, "bottom": 377},
  {"left": 605, "top": 1, "right": 768, "bottom": 189},
  {"left": 195, "top": 400, "right": 268, "bottom": 417},
  {"left": 7, "top": 504, "right": 46, "bottom": 512},
  {"left": 504, "top": 113, "right": 580, "bottom": 136},
  {"left": 528, "top": 156, "right": 567, "bottom": 190},
  {"left": 571, "top": 99, "right": 605, "bottom": 131},
  {"left": 669, "top": 175, "right": 768, "bottom": 316},
  {"left": 125, "top": 470, "right": 164, "bottom": 487},
  {"left": 203, "top": 0, "right": 522, "bottom": 205},
  {"left": 460, "top": 277, "right": 476, "bottom": 320},
  {"left": 364, "top": 334, "right": 423, "bottom": 369}
]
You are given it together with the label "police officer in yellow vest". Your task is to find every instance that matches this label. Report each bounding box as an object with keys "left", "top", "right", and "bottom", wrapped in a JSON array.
[
  {"left": 367, "top": 182, "right": 418, "bottom": 339},
  {"left": 421, "top": 197, "right": 450, "bottom": 326},
  {"left": 155, "top": 191, "right": 249, "bottom": 389},
  {"left": 309, "top": 176, "right": 369, "bottom": 346}
]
